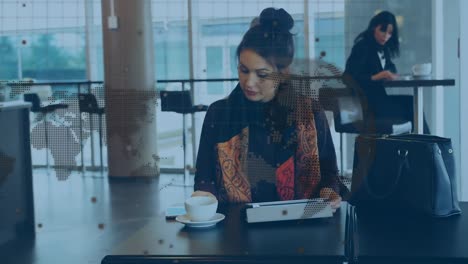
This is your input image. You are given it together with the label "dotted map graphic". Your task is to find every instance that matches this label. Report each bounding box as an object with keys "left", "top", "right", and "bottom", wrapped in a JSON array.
[{"left": 7, "top": 82, "right": 155, "bottom": 180}]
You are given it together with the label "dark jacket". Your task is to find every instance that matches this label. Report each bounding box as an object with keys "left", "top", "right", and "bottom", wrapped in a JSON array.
[
  {"left": 343, "top": 39, "right": 397, "bottom": 116},
  {"left": 194, "top": 84, "right": 340, "bottom": 202}
]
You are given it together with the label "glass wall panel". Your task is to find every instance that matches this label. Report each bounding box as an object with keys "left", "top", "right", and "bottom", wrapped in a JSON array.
[
  {"left": 152, "top": 0, "right": 190, "bottom": 169},
  {"left": 1, "top": 1, "right": 89, "bottom": 170},
  {"left": 0, "top": 36, "right": 19, "bottom": 79},
  {"left": 20, "top": 32, "right": 86, "bottom": 80}
]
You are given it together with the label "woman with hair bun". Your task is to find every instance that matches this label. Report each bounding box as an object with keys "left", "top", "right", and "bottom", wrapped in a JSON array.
[{"left": 193, "top": 8, "right": 341, "bottom": 208}]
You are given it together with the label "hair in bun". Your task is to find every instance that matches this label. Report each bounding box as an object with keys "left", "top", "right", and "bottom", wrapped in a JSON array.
[
  {"left": 237, "top": 7, "right": 295, "bottom": 70},
  {"left": 259, "top": 7, "right": 294, "bottom": 31}
]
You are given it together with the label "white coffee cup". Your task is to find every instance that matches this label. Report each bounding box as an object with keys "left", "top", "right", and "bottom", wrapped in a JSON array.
[
  {"left": 184, "top": 196, "right": 218, "bottom": 222},
  {"left": 412, "top": 63, "right": 432, "bottom": 76}
]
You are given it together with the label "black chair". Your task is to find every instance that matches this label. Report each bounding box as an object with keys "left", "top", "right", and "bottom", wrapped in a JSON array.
[
  {"left": 23, "top": 93, "right": 68, "bottom": 169},
  {"left": 160, "top": 90, "right": 208, "bottom": 114},
  {"left": 319, "top": 88, "right": 412, "bottom": 175},
  {"left": 160, "top": 90, "right": 208, "bottom": 177},
  {"left": 78, "top": 93, "right": 105, "bottom": 173}
]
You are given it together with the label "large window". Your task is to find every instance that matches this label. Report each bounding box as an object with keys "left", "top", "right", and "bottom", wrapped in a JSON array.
[
  {"left": 20, "top": 32, "right": 86, "bottom": 80},
  {"left": 0, "top": 0, "right": 348, "bottom": 171},
  {"left": 152, "top": 0, "right": 189, "bottom": 81},
  {"left": 0, "top": 0, "right": 88, "bottom": 81}
]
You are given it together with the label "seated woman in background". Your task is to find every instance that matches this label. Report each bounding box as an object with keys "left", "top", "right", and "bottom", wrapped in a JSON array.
[
  {"left": 193, "top": 7, "right": 342, "bottom": 209},
  {"left": 343, "top": 11, "right": 429, "bottom": 133}
]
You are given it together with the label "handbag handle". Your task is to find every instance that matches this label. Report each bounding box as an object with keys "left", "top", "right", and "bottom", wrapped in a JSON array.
[{"left": 363, "top": 148, "right": 408, "bottom": 200}]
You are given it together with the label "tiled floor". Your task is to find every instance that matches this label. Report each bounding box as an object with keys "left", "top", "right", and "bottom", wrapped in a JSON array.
[{"left": 0, "top": 169, "right": 193, "bottom": 264}]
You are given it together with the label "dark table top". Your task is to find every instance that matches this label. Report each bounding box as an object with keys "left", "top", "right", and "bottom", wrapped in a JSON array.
[
  {"left": 102, "top": 203, "right": 349, "bottom": 264},
  {"left": 352, "top": 202, "right": 468, "bottom": 264},
  {"left": 381, "top": 78, "right": 455, "bottom": 88}
]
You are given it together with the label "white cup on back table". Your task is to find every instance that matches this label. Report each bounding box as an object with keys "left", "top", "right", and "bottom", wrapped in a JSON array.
[{"left": 412, "top": 63, "right": 432, "bottom": 76}]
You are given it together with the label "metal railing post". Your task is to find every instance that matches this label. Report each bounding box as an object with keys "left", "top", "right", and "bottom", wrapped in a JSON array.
[
  {"left": 78, "top": 83, "right": 86, "bottom": 173},
  {"left": 180, "top": 81, "right": 190, "bottom": 185}
]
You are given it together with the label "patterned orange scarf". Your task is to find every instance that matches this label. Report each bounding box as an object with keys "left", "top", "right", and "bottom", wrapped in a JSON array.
[{"left": 215, "top": 85, "right": 322, "bottom": 203}]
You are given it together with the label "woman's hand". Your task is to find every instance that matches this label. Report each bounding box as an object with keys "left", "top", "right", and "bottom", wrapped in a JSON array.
[
  {"left": 320, "top": 188, "right": 342, "bottom": 212},
  {"left": 371, "top": 70, "right": 398, "bottom": 81},
  {"left": 191, "top": 190, "right": 216, "bottom": 199}
]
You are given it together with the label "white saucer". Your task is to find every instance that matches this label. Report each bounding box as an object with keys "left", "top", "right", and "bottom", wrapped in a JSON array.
[{"left": 175, "top": 213, "right": 225, "bottom": 228}]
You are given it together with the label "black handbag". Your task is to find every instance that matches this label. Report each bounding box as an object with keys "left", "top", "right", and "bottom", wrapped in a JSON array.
[{"left": 349, "top": 134, "right": 461, "bottom": 217}]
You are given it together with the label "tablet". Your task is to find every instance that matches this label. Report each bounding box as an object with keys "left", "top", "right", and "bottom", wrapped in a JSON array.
[{"left": 245, "top": 198, "right": 332, "bottom": 223}]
